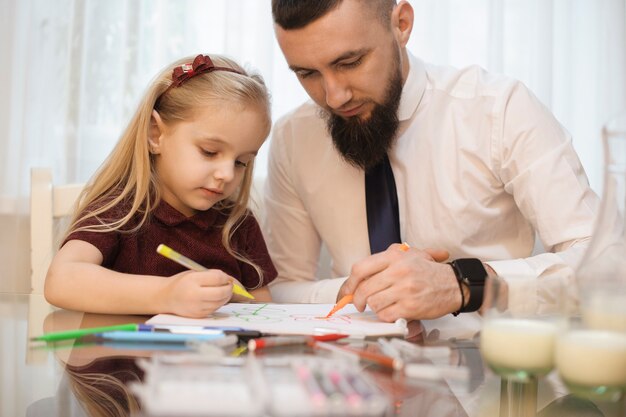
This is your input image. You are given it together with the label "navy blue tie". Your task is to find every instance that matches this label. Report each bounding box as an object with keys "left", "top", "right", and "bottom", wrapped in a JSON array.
[{"left": 365, "top": 154, "right": 401, "bottom": 254}]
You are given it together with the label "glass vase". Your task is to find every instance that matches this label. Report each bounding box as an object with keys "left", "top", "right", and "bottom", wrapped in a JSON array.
[
  {"left": 561, "top": 112, "right": 626, "bottom": 402},
  {"left": 576, "top": 112, "right": 626, "bottom": 332}
]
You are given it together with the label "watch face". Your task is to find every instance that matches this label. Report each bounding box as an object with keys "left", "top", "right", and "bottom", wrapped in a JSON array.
[
  {"left": 452, "top": 258, "right": 486, "bottom": 313},
  {"left": 455, "top": 258, "right": 487, "bottom": 283}
]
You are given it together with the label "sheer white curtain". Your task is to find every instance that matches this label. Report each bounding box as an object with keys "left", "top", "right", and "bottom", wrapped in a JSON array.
[
  {"left": 1, "top": 0, "right": 624, "bottom": 292},
  {"left": 409, "top": 0, "right": 626, "bottom": 192}
]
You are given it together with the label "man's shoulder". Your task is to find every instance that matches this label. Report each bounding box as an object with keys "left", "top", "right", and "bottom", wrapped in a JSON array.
[
  {"left": 423, "top": 62, "right": 520, "bottom": 100},
  {"left": 274, "top": 99, "right": 323, "bottom": 130},
  {"left": 272, "top": 100, "right": 329, "bottom": 148}
]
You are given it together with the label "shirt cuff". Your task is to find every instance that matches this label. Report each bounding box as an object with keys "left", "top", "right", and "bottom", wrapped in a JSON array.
[
  {"left": 485, "top": 256, "right": 574, "bottom": 316},
  {"left": 485, "top": 259, "right": 538, "bottom": 316},
  {"left": 269, "top": 276, "right": 348, "bottom": 303}
]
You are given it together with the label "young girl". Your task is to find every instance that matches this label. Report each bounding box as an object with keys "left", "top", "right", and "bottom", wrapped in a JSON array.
[{"left": 45, "top": 54, "right": 276, "bottom": 318}]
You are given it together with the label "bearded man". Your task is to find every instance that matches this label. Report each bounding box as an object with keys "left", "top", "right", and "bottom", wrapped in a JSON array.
[{"left": 264, "top": 0, "right": 598, "bottom": 334}]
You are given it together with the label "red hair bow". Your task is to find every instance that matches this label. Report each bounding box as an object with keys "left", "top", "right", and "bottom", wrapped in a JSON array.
[{"left": 169, "top": 54, "right": 243, "bottom": 88}]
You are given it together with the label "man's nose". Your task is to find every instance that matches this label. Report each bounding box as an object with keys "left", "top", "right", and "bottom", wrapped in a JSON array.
[{"left": 323, "top": 74, "right": 352, "bottom": 110}]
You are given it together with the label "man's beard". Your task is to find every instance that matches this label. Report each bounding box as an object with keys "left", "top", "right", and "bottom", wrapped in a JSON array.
[{"left": 322, "top": 59, "right": 403, "bottom": 171}]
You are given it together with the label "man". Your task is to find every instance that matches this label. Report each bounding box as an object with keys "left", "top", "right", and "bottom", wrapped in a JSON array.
[{"left": 264, "top": 0, "right": 598, "bottom": 325}]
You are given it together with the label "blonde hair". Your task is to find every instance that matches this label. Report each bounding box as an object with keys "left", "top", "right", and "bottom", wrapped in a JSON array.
[
  {"left": 66, "top": 367, "right": 140, "bottom": 417},
  {"left": 65, "top": 54, "right": 271, "bottom": 287}
]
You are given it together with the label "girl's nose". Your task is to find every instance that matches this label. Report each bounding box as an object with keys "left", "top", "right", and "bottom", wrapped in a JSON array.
[{"left": 213, "top": 160, "right": 235, "bottom": 183}]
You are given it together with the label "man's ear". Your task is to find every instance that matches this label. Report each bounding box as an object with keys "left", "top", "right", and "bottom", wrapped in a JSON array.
[
  {"left": 392, "top": 1, "right": 414, "bottom": 48},
  {"left": 148, "top": 110, "right": 165, "bottom": 154}
]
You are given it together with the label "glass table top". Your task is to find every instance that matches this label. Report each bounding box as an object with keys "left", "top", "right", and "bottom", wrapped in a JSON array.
[{"left": 1, "top": 292, "right": 622, "bottom": 417}]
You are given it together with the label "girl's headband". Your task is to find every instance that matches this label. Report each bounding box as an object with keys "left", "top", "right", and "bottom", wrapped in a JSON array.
[{"left": 159, "top": 54, "right": 244, "bottom": 99}]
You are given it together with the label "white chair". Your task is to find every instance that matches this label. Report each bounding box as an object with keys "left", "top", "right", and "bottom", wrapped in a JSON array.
[{"left": 30, "top": 167, "right": 84, "bottom": 294}]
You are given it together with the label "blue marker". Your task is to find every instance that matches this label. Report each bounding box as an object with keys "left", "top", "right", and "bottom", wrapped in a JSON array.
[
  {"left": 94, "top": 330, "right": 226, "bottom": 343},
  {"left": 138, "top": 324, "right": 264, "bottom": 339},
  {"left": 138, "top": 324, "right": 247, "bottom": 333}
]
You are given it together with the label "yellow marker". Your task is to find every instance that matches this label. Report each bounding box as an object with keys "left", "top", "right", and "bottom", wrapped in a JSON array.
[
  {"left": 156, "top": 244, "right": 255, "bottom": 300},
  {"left": 230, "top": 345, "right": 248, "bottom": 357}
]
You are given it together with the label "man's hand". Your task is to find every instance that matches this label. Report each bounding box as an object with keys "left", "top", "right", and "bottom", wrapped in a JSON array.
[
  {"left": 337, "top": 245, "right": 449, "bottom": 299},
  {"left": 339, "top": 244, "right": 461, "bottom": 322}
]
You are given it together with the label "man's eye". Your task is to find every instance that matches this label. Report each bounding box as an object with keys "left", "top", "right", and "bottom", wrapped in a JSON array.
[
  {"left": 296, "top": 70, "right": 316, "bottom": 79},
  {"left": 341, "top": 58, "right": 362, "bottom": 69}
]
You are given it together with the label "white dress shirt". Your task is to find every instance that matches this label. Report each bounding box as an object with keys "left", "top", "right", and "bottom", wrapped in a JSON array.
[{"left": 264, "top": 52, "right": 598, "bottom": 320}]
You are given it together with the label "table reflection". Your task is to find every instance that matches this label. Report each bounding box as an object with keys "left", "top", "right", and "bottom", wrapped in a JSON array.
[{"left": 1, "top": 292, "right": 623, "bottom": 417}]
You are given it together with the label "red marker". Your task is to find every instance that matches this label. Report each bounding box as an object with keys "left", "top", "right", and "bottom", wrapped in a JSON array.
[{"left": 248, "top": 334, "right": 348, "bottom": 351}]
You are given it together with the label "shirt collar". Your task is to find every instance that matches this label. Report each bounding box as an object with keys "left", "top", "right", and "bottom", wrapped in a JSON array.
[
  {"left": 398, "top": 51, "right": 427, "bottom": 122},
  {"left": 153, "top": 200, "right": 220, "bottom": 230}
]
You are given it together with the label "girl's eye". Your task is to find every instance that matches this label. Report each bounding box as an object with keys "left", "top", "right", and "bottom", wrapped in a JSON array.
[
  {"left": 201, "top": 149, "right": 217, "bottom": 157},
  {"left": 235, "top": 160, "right": 249, "bottom": 168}
]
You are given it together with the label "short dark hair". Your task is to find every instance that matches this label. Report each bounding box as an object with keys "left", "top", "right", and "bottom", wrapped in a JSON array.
[{"left": 272, "top": 0, "right": 395, "bottom": 30}]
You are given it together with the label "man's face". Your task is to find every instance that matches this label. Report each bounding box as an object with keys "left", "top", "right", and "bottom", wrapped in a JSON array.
[
  {"left": 275, "top": 0, "right": 406, "bottom": 169},
  {"left": 323, "top": 49, "right": 402, "bottom": 169}
]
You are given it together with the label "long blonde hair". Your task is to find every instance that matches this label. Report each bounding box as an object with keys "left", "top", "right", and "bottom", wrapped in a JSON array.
[
  {"left": 66, "top": 366, "right": 140, "bottom": 417},
  {"left": 65, "top": 54, "right": 271, "bottom": 286}
]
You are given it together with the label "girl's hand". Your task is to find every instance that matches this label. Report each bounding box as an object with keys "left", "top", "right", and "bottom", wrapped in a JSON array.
[{"left": 162, "top": 270, "right": 233, "bottom": 318}]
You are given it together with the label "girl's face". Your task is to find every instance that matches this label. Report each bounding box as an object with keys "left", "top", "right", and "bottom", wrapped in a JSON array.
[{"left": 150, "top": 102, "right": 267, "bottom": 217}]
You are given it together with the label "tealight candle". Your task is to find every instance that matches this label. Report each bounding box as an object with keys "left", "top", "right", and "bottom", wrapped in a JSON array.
[
  {"left": 556, "top": 330, "right": 626, "bottom": 391},
  {"left": 581, "top": 292, "right": 626, "bottom": 333},
  {"left": 481, "top": 318, "right": 558, "bottom": 377}
]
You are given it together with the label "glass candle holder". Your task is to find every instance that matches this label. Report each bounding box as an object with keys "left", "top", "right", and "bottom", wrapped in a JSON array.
[
  {"left": 556, "top": 322, "right": 626, "bottom": 402},
  {"left": 480, "top": 275, "right": 566, "bottom": 383}
]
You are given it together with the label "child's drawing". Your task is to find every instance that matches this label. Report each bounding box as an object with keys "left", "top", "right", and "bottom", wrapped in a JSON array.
[{"left": 148, "top": 303, "right": 406, "bottom": 337}]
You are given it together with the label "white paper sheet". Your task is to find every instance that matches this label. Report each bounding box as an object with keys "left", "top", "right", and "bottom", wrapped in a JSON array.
[{"left": 146, "top": 303, "right": 407, "bottom": 336}]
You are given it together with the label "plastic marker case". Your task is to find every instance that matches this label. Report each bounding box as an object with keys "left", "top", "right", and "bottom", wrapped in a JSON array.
[{"left": 132, "top": 355, "right": 389, "bottom": 417}]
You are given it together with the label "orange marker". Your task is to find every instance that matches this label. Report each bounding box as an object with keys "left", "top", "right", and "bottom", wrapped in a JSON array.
[
  {"left": 324, "top": 243, "right": 410, "bottom": 319},
  {"left": 312, "top": 340, "right": 404, "bottom": 370},
  {"left": 324, "top": 294, "right": 354, "bottom": 319}
]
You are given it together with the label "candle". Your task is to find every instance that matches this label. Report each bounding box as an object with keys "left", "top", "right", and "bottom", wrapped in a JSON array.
[
  {"left": 581, "top": 291, "right": 626, "bottom": 332},
  {"left": 481, "top": 318, "right": 558, "bottom": 375},
  {"left": 556, "top": 330, "right": 626, "bottom": 388}
]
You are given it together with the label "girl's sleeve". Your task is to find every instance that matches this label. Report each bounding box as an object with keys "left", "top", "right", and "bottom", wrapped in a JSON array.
[{"left": 61, "top": 205, "right": 123, "bottom": 267}]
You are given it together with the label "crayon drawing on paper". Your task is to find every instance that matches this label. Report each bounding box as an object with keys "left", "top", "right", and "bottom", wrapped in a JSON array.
[{"left": 147, "top": 303, "right": 406, "bottom": 336}]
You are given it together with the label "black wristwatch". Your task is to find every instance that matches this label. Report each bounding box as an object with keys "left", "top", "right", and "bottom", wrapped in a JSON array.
[{"left": 448, "top": 258, "right": 487, "bottom": 313}]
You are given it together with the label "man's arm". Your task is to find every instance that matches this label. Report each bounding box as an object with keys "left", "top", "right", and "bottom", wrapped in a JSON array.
[
  {"left": 263, "top": 116, "right": 346, "bottom": 303},
  {"left": 338, "top": 81, "right": 596, "bottom": 320},
  {"left": 481, "top": 80, "right": 597, "bottom": 313}
]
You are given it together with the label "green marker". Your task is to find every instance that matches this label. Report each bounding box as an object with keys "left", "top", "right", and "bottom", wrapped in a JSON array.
[
  {"left": 31, "top": 323, "right": 139, "bottom": 342},
  {"left": 156, "top": 244, "right": 255, "bottom": 300}
]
